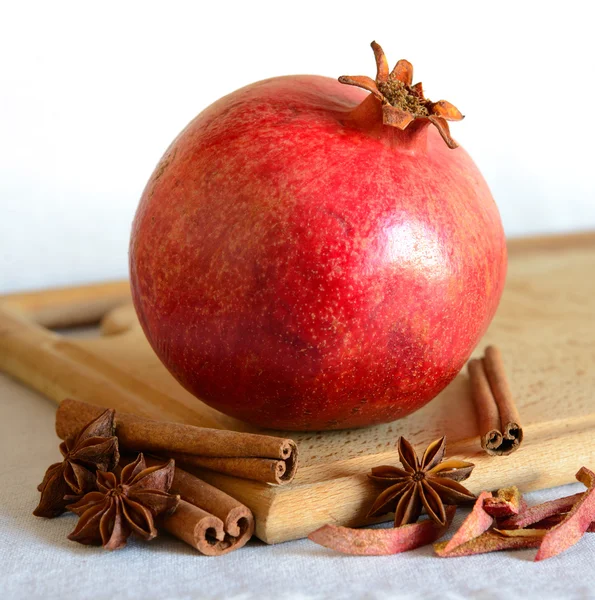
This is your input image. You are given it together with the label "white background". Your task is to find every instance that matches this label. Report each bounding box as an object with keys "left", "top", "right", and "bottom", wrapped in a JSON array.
[{"left": 1, "top": 0, "right": 594, "bottom": 294}]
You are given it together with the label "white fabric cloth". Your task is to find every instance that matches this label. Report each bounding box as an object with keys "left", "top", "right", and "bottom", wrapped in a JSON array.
[{"left": 1, "top": 372, "right": 593, "bottom": 600}]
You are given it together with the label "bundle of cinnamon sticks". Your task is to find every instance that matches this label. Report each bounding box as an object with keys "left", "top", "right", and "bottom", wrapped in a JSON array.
[
  {"left": 144, "top": 458, "right": 254, "bottom": 556},
  {"left": 468, "top": 346, "right": 524, "bottom": 456},
  {"left": 57, "top": 398, "right": 298, "bottom": 485},
  {"left": 56, "top": 398, "right": 300, "bottom": 555}
]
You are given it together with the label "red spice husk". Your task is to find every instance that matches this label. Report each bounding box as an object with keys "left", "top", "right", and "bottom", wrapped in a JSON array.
[
  {"left": 535, "top": 467, "right": 595, "bottom": 561},
  {"left": 499, "top": 493, "right": 584, "bottom": 529},
  {"left": 435, "top": 530, "right": 544, "bottom": 558},
  {"left": 527, "top": 514, "right": 568, "bottom": 529},
  {"left": 443, "top": 491, "right": 494, "bottom": 553},
  {"left": 308, "top": 506, "right": 455, "bottom": 555},
  {"left": 494, "top": 528, "right": 549, "bottom": 537},
  {"left": 483, "top": 486, "right": 525, "bottom": 518}
]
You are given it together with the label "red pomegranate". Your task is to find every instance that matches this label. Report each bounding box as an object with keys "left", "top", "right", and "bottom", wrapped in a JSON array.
[{"left": 130, "top": 42, "right": 507, "bottom": 431}]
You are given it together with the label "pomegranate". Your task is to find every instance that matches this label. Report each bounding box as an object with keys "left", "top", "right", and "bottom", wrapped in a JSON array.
[{"left": 130, "top": 42, "right": 507, "bottom": 431}]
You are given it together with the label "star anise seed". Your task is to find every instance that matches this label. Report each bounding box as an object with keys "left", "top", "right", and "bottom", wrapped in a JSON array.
[
  {"left": 33, "top": 408, "right": 119, "bottom": 518},
  {"left": 67, "top": 453, "right": 180, "bottom": 550},
  {"left": 367, "top": 436, "right": 476, "bottom": 527}
]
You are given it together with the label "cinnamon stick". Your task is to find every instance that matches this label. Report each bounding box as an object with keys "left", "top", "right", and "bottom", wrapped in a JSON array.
[
  {"left": 144, "top": 458, "right": 255, "bottom": 556},
  {"left": 468, "top": 346, "right": 523, "bottom": 456},
  {"left": 468, "top": 359, "right": 502, "bottom": 451},
  {"left": 56, "top": 398, "right": 298, "bottom": 484},
  {"left": 166, "top": 453, "right": 288, "bottom": 484}
]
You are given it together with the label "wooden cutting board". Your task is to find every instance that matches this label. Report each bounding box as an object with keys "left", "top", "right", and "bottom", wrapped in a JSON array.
[{"left": 1, "top": 232, "right": 595, "bottom": 544}]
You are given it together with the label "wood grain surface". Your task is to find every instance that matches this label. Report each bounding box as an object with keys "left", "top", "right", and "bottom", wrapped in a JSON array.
[{"left": 1, "top": 232, "right": 594, "bottom": 544}]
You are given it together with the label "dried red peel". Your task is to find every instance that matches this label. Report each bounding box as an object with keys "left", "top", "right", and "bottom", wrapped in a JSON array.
[
  {"left": 443, "top": 491, "right": 494, "bottom": 553},
  {"left": 528, "top": 514, "right": 568, "bottom": 529},
  {"left": 531, "top": 516, "right": 595, "bottom": 531},
  {"left": 494, "top": 528, "right": 548, "bottom": 537},
  {"left": 435, "top": 530, "right": 543, "bottom": 557},
  {"left": 483, "top": 486, "right": 524, "bottom": 518},
  {"left": 535, "top": 467, "right": 595, "bottom": 561},
  {"left": 308, "top": 506, "right": 455, "bottom": 556},
  {"left": 499, "top": 492, "right": 584, "bottom": 529}
]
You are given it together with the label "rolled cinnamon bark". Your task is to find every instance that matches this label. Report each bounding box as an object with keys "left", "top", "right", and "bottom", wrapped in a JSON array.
[
  {"left": 56, "top": 398, "right": 298, "bottom": 484},
  {"left": 163, "top": 501, "right": 228, "bottom": 554},
  {"left": 144, "top": 458, "right": 255, "bottom": 556},
  {"left": 468, "top": 359, "right": 503, "bottom": 451},
  {"left": 166, "top": 453, "right": 288, "bottom": 485},
  {"left": 468, "top": 346, "right": 523, "bottom": 456},
  {"left": 483, "top": 346, "right": 523, "bottom": 445}
]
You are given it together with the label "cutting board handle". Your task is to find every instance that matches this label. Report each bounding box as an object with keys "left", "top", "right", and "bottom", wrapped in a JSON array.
[
  {"left": 0, "top": 302, "right": 178, "bottom": 419},
  {"left": 0, "top": 281, "right": 131, "bottom": 329}
]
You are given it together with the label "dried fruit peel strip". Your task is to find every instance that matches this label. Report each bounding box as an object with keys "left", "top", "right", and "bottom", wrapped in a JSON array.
[
  {"left": 535, "top": 467, "right": 595, "bottom": 561},
  {"left": 443, "top": 491, "right": 494, "bottom": 553},
  {"left": 494, "top": 528, "right": 548, "bottom": 537},
  {"left": 435, "top": 530, "right": 543, "bottom": 557},
  {"left": 308, "top": 506, "right": 455, "bottom": 556},
  {"left": 499, "top": 493, "right": 584, "bottom": 529},
  {"left": 483, "top": 486, "right": 524, "bottom": 518},
  {"left": 527, "top": 514, "right": 568, "bottom": 529}
]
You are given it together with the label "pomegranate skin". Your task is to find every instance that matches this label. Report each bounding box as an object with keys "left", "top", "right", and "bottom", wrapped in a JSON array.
[{"left": 130, "top": 74, "right": 507, "bottom": 431}]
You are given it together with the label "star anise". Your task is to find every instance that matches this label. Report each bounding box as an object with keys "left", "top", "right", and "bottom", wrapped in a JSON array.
[
  {"left": 33, "top": 408, "right": 119, "bottom": 518},
  {"left": 339, "top": 41, "right": 464, "bottom": 148},
  {"left": 67, "top": 453, "right": 180, "bottom": 550},
  {"left": 368, "top": 437, "right": 475, "bottom": 527}
]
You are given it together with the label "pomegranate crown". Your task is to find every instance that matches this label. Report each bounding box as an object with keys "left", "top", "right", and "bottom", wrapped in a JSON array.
[{"left": 339, "top": 41, "right": 464, "bottom": 149}]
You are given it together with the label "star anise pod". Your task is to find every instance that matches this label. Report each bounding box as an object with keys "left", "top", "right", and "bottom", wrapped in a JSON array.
[
  {"left": 368, "top": 437, "right": 476, "bottom": 527},
  {"left": 339, "top": 41, "right": 464, "bottom": 148},
  {"left": 67, "top": 453, "right": 180, "bottom": 550},
  {"left": 33, "top": 408, "right": 119, "bottom": 518}
]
